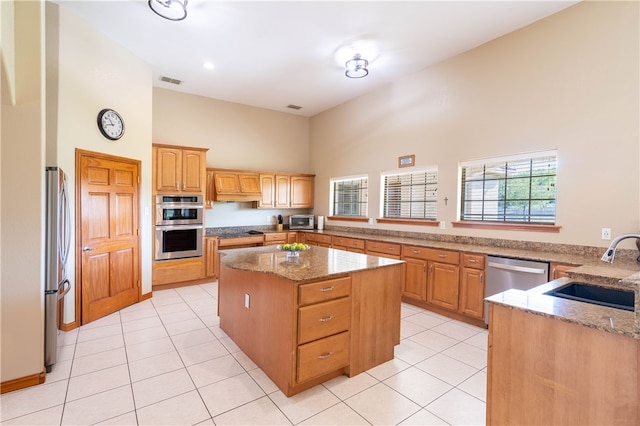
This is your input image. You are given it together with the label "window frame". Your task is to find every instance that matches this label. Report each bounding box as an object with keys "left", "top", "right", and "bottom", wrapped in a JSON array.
[
  {"left": 378, "top": 166, "right": 440, "bottom": 226},
  {"left": 454, "top": 150, "right": 561, "bottom": 233},
  {"left": 328, "top": 174, "right": 369, "bottom": 222}
]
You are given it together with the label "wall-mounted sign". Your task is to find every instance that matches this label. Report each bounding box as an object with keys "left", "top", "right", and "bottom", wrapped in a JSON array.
[{"left": 398, "top": 154, "right": 415, "bottom": 168}]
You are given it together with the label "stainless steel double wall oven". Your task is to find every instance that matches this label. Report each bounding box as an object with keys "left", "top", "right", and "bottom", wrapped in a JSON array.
[{"left": 155, "top": 194, "right": 204, "bottom": 261}]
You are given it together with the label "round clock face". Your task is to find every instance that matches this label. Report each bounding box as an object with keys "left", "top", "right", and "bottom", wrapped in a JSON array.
[{"left": 97, "top": 109, "right": 125, "bottom": 140}]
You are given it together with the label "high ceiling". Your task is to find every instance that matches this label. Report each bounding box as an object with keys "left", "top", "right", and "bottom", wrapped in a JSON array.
[{"left": 53, "top": 0, "right": 580, "bottom": 117}]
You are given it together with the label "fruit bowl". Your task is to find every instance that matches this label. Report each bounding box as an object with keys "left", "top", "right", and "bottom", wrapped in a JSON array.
[{"left": 277, "top": 243, "right": 311, "bottom": 257}]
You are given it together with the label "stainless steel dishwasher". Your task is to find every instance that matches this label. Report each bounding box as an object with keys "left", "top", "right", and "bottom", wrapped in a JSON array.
[{"left": 484, "top": 255, "right": 549, "bottom": 324}]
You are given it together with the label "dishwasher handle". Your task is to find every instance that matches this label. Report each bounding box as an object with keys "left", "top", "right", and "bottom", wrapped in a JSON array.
[{"left": 487, "top": 262, "right": 546, "bottom": 275}]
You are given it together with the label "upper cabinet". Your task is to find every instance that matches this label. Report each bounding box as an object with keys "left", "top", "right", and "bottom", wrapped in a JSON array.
[
  {"left": 154, "top": 144, "right": 207, "bottom": 194},
  {"left": 207, "top": 169, "right": 262, "bottom": 202},
  {"left": 290, "top": 175, "right": 314, "bottom": 208},
  {"left": 258, "top": 173, "right": 314, "bottom": 209}
]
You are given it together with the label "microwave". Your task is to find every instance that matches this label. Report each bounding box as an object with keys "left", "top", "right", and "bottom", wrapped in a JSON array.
[{"left": 289, "top": 215, "right": 314, "bottom": 230}]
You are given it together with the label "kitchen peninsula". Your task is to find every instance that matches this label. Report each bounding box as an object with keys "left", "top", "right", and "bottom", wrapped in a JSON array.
[{"left": 218, "top": 246, "right": 405, "bottom": 396}]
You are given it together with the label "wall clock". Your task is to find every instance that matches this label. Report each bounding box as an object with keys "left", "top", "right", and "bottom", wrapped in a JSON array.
[{"left": 97, "top": 108, "right": 125, "bottom": 140}]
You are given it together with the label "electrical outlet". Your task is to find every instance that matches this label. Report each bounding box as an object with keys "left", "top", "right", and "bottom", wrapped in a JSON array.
[
  {"left": 244, "top": 293, "right": 250, "bottom": 309},
  {"left": 439, "top": 221, "right": 446, "bottom": 230},
  {"left": 601, "top": 228, "right": 612, "bottom": 240}
]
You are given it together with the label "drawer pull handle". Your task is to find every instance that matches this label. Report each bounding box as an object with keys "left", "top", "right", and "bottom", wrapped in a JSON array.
[
  {"left": 320, "top": 286, "right": 334, "bottom": 292},
  {"left": 438, "top": 254, "right": 447, "bottom": 258},
  {"left": 412, "top": 250, "right": 420, "bottom": 254},
  {"left": 468, "top": 259, "right": 478, "bottom": 263},
  {"left": 318, "top": 315, "right": 334, "bottom": 322},
  {"left": 318, "top": 352, "right": 333, "bottom": 360}
]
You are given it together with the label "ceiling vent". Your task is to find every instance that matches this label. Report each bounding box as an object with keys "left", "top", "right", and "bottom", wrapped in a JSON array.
[
  {"left": 286, "top": 104, "right": 302, "bottom": 110},
  {"left": 159, "top": 76, "right": 182, "bottom": 85}
]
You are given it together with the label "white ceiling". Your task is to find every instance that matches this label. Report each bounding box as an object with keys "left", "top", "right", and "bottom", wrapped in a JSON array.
[{"left": 53, "top": 0, "right": 580, "bottom": 117}]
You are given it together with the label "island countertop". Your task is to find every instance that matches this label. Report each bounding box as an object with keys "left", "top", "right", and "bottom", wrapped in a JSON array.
[{"left": 219, "top": 245, "right": 405, "bottom": 282}]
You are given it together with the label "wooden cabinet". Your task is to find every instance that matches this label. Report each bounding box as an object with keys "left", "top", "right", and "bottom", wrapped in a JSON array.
[
  {"left": 304, "top": 233, "right": 332, "bottom": 248},
  {"left": 258, "top": 174, "right": 312, "bottom": 209},
  {"left": 154, "top": 145, "right": 206, "bottom": 194},
  {"left": 210, "top": 170, "right": 262, "bottom": 202},
  {"left": 290, "top": 175, "right": 314, "bottom": 208},
  {"left": 205, "top": 237, "right": 218, "bottom": 279},
  {"left": 287, "top": 232, "right": 299, "bottom": 243},
  {"left": 331, "top": 236, "right": 365, "bottom": 253},
  {"left": 365, "top": 240, "right": 402, "bottom": 259},
  {"left": 458, "top": 253, "right": 485, "bottom": 320},
  {"left": 401, "top": 245, "right": 460, "bottom": 309},
  {"left": 264, "top": 232, "right": 287, "bottom": 246},
  {"left": 550, "top": 262, "right": 578, "bottom": 280}
]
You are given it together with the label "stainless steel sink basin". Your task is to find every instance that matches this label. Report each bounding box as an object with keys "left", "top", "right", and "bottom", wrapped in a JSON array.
[{"left": 544, "top": 283, "right": 635, "bottom": 311}]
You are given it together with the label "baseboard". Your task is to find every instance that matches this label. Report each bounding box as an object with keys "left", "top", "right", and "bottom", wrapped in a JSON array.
[
  {"left": 60, "top": 320, "right": 78, "bottom": 332},
  {"left": 140, "top": 291, "right": 153, "bottom": 301},
  {"left": 1, "top": 369, "right": 46, "bottom": 394},
  {"left": 152, "top": 276, "right": 216, "bottom": 291}
]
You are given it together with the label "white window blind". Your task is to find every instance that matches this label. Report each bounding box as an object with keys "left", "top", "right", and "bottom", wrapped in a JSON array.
[
  {"left": 382, "top": 167, "right": 438, "bottom": 220},
  {"left": 330, "top": 175, "right": 368, "bottom": 217},
  {"left": 459, "top": 150, "right": 557, "bottom": 224}
]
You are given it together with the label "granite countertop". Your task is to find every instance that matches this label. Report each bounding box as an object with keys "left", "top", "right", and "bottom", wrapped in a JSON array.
[{"left": 219, "top": 245, "right": 404, "bottom": 282}]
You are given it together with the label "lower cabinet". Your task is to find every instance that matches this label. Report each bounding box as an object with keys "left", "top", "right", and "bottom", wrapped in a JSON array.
[
  {"left": 427, "top": 262, "right": 460, "bottom": 311},
  {"left": 403, "top": 257, "right": 428, "bottom": 301},
  {"left": 205, "top": 237, "right": 218, "bottom": 279},
  {"left": 458, "top": 253, "right": 486, "bottom": 320},
  {"left": 304, "top": 232, "right": 332, "bottom": 247},
  {"left": 331, "top": 236, "right": 365, "bottom": 253}
]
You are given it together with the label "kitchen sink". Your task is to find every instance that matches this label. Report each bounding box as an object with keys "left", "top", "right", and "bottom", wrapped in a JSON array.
[{"left": 545, "top": 283, "right": 635, "bottom": 312}]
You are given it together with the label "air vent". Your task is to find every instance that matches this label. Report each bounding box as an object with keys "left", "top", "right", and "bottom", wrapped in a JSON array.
[
  {"left": 286, "top": 104, "right": 302, "bottom": 110},
  {"left": 159, "top": 76, "right": 182, "bottom": 85}
]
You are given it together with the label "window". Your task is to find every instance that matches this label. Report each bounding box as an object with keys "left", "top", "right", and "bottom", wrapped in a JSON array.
[
  {"left": 459, "top": 150, "right": 557, "bottom": 224},
  {"left": 382, "top": 167, "right": 438, "bottom": 220},
  {"left": 330, "top": 175, "right": 368, "bottom": 217}
]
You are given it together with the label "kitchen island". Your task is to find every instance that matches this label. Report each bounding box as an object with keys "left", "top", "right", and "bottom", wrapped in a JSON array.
[
  {"left": 485, "top": 268, "right": 640, "bottom": 425},
  {"left": 218, "top": 245, "right": 405, "bottom": 396}
]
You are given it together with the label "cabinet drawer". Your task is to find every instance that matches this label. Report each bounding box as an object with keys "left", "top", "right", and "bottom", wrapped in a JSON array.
[
  {"left": 298, "top": 298, "right": 350, "bottom": 344},
  {"left": 332, "top": 236, "right": 365, "bottom": 250},
  {"left": 305, "top": 233, "right": 332, "bottom": 244},
  {"left": 365, "top": 240, "right": 401, "bottom": 257},
  {"left": 297, "top": 331, "right": 350, "bottom": 383},
  {"left": 264, "top": 233, "right": 286, "bottom": 244},
  {"left": 402, "top": 245, "right": 460, "bottom": 265},
  {"left": 462, "top": 253, "right": 485, "bottom": 269},
  {"left": 299, "top": 276, "right": 350, "bottom": 305}
]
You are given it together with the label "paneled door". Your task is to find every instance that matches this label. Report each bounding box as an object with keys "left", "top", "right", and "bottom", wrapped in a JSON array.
[{"left": 77, "top": 150, "right": 140, "bottom": 325}]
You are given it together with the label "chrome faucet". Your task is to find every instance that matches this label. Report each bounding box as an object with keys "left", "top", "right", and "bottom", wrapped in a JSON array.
[{"left": 600, "top": 233, "right": 640, "bottom": 263}]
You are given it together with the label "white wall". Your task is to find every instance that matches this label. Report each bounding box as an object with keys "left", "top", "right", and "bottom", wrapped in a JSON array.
[
  {"left": 152, "top": 88, "right": 312, "bottom": 227},
  {"left": 309, "top": 1, "right": 639, "bottom": 249},
  {"left": 52, "top": 4, "right": 153, "bottom": 319},
  {"left": 1, "top": 0, "right": 46, "bottom": 383}
]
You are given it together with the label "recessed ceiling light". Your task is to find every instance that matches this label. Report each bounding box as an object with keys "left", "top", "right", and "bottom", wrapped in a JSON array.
[{"left": 203, "top": 62, "right": 215, "bottom": 70}]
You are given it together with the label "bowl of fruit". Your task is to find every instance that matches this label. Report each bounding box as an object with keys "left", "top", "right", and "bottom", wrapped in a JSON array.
[{"left": 277, "top": 242, "right": 311, "bottom": 258}]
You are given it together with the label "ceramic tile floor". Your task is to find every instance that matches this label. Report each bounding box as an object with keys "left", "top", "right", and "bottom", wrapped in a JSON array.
[{"left": 1, "top": 282, "right": 488, "bottom": 425}]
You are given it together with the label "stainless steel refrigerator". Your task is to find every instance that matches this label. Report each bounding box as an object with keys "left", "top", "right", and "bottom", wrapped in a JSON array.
[{"left": 45, "top": 166, "right": 71, "bottom": 372}]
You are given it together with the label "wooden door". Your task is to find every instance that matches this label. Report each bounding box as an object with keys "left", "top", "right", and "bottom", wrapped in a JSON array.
[
  {"left": 290, "top": 175, "right": 314, "bottom": 208},
  {"left": 275, "top": 175, "right": 290, "bottom": 208},
  {"left": 155, "top": 146, "right": 181, "bottom": 192},
  {"left": 427, "top": 262, "right": 459, "bottom": 310},
  {"left": 458, "top": 267, "right": 485, "bottom": 319},
  {"left": 182, "top": 149, "right": 205, "bottom": 192},
  {"left": 259, "top": 174, "right": 275, "bottom": 208},
  {"left": 78, "top": 150, "right": 140, "bottom": 325}
]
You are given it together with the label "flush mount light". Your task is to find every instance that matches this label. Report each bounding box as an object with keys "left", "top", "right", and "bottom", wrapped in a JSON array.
[
  {"left": 148, "top": 0, "right": 187, "bottom": 21},
  {"left": 345, "top": 54, "right": 369, "bottom": 79}
]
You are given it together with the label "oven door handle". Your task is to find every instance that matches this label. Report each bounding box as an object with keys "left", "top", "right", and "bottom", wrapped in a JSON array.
[{"left": 156, "top": 224, "right": 203, "bottom": 230}]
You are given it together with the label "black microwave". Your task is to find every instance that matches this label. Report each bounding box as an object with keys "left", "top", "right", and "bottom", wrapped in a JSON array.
[{"left": 289, "top": 215, "right": 314, "bottom": 230}]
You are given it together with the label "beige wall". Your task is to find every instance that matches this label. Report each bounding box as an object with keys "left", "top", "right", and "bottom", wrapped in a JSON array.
[
  {"left": 53, "top": 4, "right": 154, "bottom": 317},
  {"left": 310, "top": 1, "right": 639, "bottom": 249},
  {"left": 1, "top": 0, "right": 46, "bottom": 383},
  {"left": 152, "top": 88, "right": 312, "bottom": 227}
]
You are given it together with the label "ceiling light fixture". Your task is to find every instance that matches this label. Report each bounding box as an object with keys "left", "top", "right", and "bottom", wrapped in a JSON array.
[
  {"left": 345, "top": 54, "right": 369, "bottom": 79},
  {"left": 148, "top": 0, "right": 188, "bottom": 21}
]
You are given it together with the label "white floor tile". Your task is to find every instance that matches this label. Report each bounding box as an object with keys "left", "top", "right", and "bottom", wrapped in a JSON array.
[
  {"left": 409, "top": 329, "right": 459, "bottom": 352},
  {"left": 121, "top": 315, "right": 163, "bottom": 333},
  {"left": 269, "top": 384, "right": 341, "bottom": 425},
  {"left": 159, "top": 309, "right": 199, "bottom": 325},
  {"left": 415, "top": 353, "right": 479, "bottom": 386},
  {"left": 177, "top": 339, "right": 229, "bottom": 366},
  {"left": 76, "top": 323, "right": 122, "bottom": 343},
  {"left": 458, "top": 370, "right": 487, "bottom": 402},
  {"left": 404, "top": 312, "right": 448, "bottom": 329},
  {"left": 322, "top": 372, "right": 378, "bottom": 400},
  {"left": 70, "top": 347, "right": 127, "bottom": 377},
  {"left": 426, "top": 388, "right": 486, "bottom": 426},
  {"left": 123, "top": 324, "right": 169, "bottom": 346},
  {"left": 299, "top": 401, "right": 369, "bottom": 425},
  {"left": 394, "top": 338, "right": 437, "bottom": 365},
  {"left": 230, "top": 349, "right": 258, "bottom": 370},
  {"left": 198, "top": 372, "right": 266, "bottom": 417},
  {"left": 345, "top": 383, "right": 421, "bottom": 425},
  {"left": 56, "top": 329, "right": 78, "bottom": 347},
  {"left": 398, "top": 408, "right": 449, "bottom": 425},
  {"left": 120, "top": 306, "right": 158, "bottom": 323},
  {"left": 0, "top": 381, "right": 67, "bottom": 422},
  {"left": 1, "top": 404, "right": 64, "bottom": 425},
  {"left": 154, "top": 300, "right": 190, "bottom": 313},
  {"left": 465, "top": 330, "right": 489, "bottom": 351},
  {"left": 126, "top": 336, "right": 176, "bottom": 362},
  {"left": 56, "top": 344, "right": 76, "bottom": 362},
  {"left": 431, "top": 321, "right": 483, "bottom": 341},
  {"left": 213, "top": 396, "right": 292, "bottom": 425},
  {"left": 219, "top": 335, "right": 242, "bottom": 353},
  {"left": 78, "top": 312, "right": 121, "bottom": 330},
  {"left": 44, "top": 359, "right": 72, "bottom": 383},
  {"left": 128, "top": 350, "right": 184, "bottom": 382},
  {"left": 186, "top": 353, "right": 245, "bottom": 388},
  {"left": 61, "top": 385, "right": 134, "bottom": 425},
  {"left": 164, "top": 317, "right": 207, "bottom": 336},
  {"left": 94, "top": 411, "right": 138, "bottom": 425},
  {"left": 247, "top": 368, "right": 280, "bottom": 394},
  {"left": 365, "top": 357, "right": 411, "bottom": 381},
  {"left": 74, "top": 333, "right": 124, "bottom": 358},
  {"left": 132, "top": 368, "right": 195, "bottom": 408},
  {"left": 384, "top": 366, "right": 453, "bottom": 406},
  {"left": 170, "top": 327, "right": 217, "bottom": 349},
  {"left": 136, "top": 390, "right": 210, "bottom": 426},
  {"left": 66, "top": 364, "right": 131, "bottom": 402},
  {"left": 400, "top": 319, "right": 427, "bottom": 339},
  {"left": 442, "top": 342, "right": 487, "bottom": 370}
]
